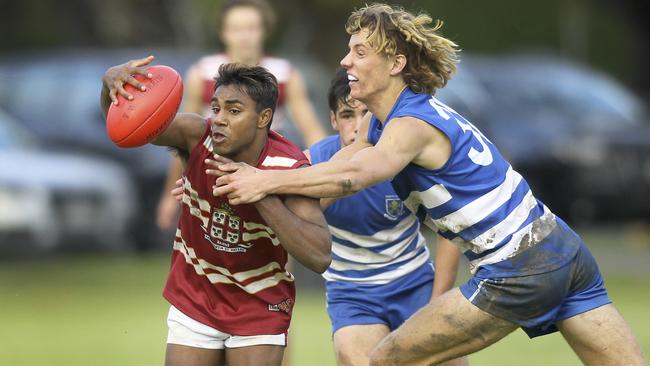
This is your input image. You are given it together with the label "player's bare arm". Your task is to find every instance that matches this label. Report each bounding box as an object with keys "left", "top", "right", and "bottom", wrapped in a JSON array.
[
  {"left": 285, "top": 69, "right": 327, "bottom": 145},
  {"left": 208, "top": 115, "right": 449, "bottom": 205},
  {"left": 254, "top": 195, "right": 331, "bottom": 274},
  {"left": 149, "top": 113, "right": 206, "bottom": 153},
  {"left": 100, "top": 56, "right": 206, "bottom": 153},
  {"left": 431, "top": 236, "right": 462, "bottom": 300},
  {"left": 182, "top": 64, "right": 206, "bottom": 114}
]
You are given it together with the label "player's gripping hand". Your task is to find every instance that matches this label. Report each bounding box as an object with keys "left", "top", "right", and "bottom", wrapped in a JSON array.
[
  {"left": 102, "top": 55, "right": 155, "bottom": 105},
  {"left": 170, "top": 179, "right": 184, "bottom": 202},
  {"left": 205, "top": 154, "right": 268, "bottom": 205}
]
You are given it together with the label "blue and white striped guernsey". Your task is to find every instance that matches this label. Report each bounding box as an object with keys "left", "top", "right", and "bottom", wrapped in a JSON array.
[
  {"left": 368, "top": 88, "right": 565, "bottom": 276},
  {"left": 310, "top": 135, "right": 432, "bottom": 285}
]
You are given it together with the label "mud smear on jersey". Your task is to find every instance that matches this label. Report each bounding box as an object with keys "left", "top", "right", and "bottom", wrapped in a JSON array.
[{"left": 505, "top": 214, "right": 564, "bottom": 274}]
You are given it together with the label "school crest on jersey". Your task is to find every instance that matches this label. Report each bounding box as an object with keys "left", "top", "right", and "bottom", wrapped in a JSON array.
[
  {"left": 207, "top": 203, "right": 253, "bottom": 252},
  {"left": 384, "top": 195, "right": 405, "bottom": 220}
]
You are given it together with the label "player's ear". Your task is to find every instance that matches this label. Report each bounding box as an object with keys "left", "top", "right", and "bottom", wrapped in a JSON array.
[
  {"left": 390, "top": 54, "right": 407, "bottom": 76},
  {"left": 257, "top": 108, "right": 273, "bottom": 129},
  {"left": 330, "top": 111, "right": 338, "bottom": 131}
]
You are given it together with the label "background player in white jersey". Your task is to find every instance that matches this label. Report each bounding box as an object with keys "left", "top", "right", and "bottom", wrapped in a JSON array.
[
  {"left": 205, "top": 4, "right": 647, "bottom": 366},
  {"left": 306, "top": 68, "right": 465, "bottom": 366},
  {"left": 156, "top": 0, "right": 326, "bottom": 230}
]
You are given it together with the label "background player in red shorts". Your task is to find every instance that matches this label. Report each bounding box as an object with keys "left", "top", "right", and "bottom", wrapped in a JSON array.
[{"left": 100, "top": 57, "right": 331, "bottom": 366}]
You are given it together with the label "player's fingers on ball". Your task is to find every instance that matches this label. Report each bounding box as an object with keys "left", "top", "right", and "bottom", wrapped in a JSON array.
[
  {"left": 108, "top": 88, "right": 118, "bottom": 105},
  {"left": 116, "top": 84, "right": 133, "bottom": 100},
  {"left": 126, "top": 75, "right": 146, "bottom": 91},
  {"left": 134, "top": 67, "right": 153, "bottom": 79}
]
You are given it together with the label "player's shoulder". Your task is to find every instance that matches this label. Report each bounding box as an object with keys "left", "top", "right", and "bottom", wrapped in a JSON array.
[
  {"left": 260, "top": 56, "right": 292, "bottom": 82},
  {"left": 259, "top": 131, "right": 310, "bottom": 170},
  {"left": 386, "top": 89, "right": 453, "bottom": 133},
  {"left": 311, "top": 135, "right": 340, "bottom": 151},
  {"left": 392, "top": 88, "right": 433, "bottom": 114},
  {"left": 309, "top": 135, "right": 341, "bottom": 164}
]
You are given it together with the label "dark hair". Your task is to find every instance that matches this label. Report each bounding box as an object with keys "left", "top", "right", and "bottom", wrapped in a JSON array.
[
  {"left": 216, "top": 0, "right": 276, "bottom": 35},
  {"left": 328, "top": 67, "right": 353, "bottom": 113},
  {"left": 214, "top": 63, "right": 279, "bottom": 127}
]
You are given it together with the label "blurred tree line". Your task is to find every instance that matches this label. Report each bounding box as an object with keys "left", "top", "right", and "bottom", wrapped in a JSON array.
[{"left": 1, "top": 0, "right": 648, "bottom": 96}]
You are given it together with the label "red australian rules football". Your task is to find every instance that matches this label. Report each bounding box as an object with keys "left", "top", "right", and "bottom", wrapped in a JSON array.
[{"left": 107, "top": 65, "right": 183, "bottom": 148}]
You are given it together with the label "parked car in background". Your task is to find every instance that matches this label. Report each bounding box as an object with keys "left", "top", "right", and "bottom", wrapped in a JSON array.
[
  {"left": 439, "top": 54, "right": 650, "bottom": 222},
  {"left": 0, "top": 108, "right": 136, "bottom": 254},
  {"left": 0, "top": 49, "right": 201, "bottom": 249}
]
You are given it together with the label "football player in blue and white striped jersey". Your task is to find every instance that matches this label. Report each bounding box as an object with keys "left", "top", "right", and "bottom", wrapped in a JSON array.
[
  {"left": 207, "top": 4, "right": 645, "bottom": 366},
  {"left": 305, "top": 68, "right": 464, "bottom": 366}
]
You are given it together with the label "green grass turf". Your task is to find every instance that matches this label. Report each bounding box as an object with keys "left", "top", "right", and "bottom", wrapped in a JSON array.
[{"left": 0, "top": 253, "right": 648, "bottom": 365}]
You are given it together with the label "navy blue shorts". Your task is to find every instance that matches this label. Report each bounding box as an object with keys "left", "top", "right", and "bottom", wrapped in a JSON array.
[
  {"left": 460, "top": 241, "right": 611, "bottom": 338},
  {"left": 326, "top": 263, "right": 434, "bottom": 334}
]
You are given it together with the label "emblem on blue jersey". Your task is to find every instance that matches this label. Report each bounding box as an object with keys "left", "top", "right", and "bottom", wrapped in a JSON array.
[{"left": 385, "top": 195, "right": 405, "bottom": 220}]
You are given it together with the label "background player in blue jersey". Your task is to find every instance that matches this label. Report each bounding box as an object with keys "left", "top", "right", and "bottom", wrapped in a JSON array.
[
  {"left": 305, "top": 68, "right": 465, "bottom": 366},
  {"left": 206, "top": 3, "right": 647, "bottom": 366}
]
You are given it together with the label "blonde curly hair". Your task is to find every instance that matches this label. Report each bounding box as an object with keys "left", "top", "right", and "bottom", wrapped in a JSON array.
[{"left": 346, "top": 3, "right": 459, "bottom": 94}]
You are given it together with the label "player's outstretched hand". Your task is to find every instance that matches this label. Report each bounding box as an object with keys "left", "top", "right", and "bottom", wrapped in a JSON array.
[
  {"left": 102, "top": 55, "right": 155, "bottom": 105},
  {"left": 205, "top": 155, "right": 268, "bottom": 205}
]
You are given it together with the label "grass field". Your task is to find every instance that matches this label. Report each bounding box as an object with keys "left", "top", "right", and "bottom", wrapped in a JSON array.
[{"left": 0, "top": 231, "right": 649, "bottom": 365}]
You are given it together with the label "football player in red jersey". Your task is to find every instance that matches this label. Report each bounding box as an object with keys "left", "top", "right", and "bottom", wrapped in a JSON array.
[{"left": 100, "top": 56, "right": 331, "bottom": 366}]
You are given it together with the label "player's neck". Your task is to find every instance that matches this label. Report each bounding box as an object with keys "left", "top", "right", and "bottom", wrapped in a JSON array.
[
  {"left": 364, "top": 80, "right": 408, "bottom": 124},
  {"left": 229, "top": 133, "right": 268, "bottom": 166}
]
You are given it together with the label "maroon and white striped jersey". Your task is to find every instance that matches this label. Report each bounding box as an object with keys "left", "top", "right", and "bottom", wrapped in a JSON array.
[{"left": 163, "top": 120, "right": 309, "bottom": 335}]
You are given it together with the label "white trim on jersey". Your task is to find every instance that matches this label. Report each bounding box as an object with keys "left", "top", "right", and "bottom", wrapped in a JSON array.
[
  {"left": 468, "top": 207, "right": 556, "bottom": 272},
  {"left": 327, "top": 214, "right": 419, "bottom": 248},
  {"left": 182, "top": 177, "right": 210, "bottom": 229},
  {"left": 328, "top": 235, "right": 426, "bottom": 271},
  {"left": 203, "top": 135, "right": 213, "bottom": 151},
  {"left": 242, "top": 221, "right": 280, "bottom": 246},
  {"left": 433, "top": 165, "right": 522, "bottom": 234},
  {"left": 261, "top": 156, "right": 298, "bottom": 168},
  {"left": 242, "top": 230, "right": 280, "bottom": 246},
  {"left": 456, "top": 190, "right": 538, "bottom": 250},
  {"left": 173, "top": 229, "right": 294, "bottom": 294},
  {"left": 330, "top": 225, "right": 422, "bottom": 264},
  {"left": 403, "top": 183, "right": 452, "bottom": 213},
  {"left": 323, "top": 248, "right": 432, "bottom": 285}
]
